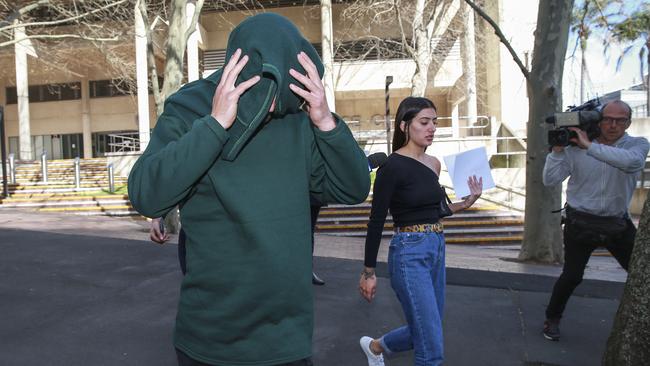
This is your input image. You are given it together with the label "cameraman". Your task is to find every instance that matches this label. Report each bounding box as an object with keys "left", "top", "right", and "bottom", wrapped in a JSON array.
[{"left": 542, "top": 100, "right": 649, "bottom": 341}]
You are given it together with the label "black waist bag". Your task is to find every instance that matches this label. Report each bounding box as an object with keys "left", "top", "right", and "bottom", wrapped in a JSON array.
[{"left": 565, "top": 206, "right": 628, "bottom": 243}]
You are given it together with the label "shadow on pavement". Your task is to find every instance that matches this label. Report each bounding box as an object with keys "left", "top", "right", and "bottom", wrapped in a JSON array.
[{"left": 1, "top": 229, "right": 622, "bottom": 366}]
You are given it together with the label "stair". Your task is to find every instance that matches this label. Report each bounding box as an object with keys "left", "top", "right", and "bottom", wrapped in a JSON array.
[
  {"left": 0, "top": 158, "right": 134, "bottom": 216},
  {"left": 1, "top": 160, "right": 525, "bottom": 244},
  {"left": 315, "top": 201, "right": 524, "bottom": 245}
]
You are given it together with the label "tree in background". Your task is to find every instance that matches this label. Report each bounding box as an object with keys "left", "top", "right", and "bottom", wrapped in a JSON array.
[
  {"left": 134, "top": 0, "right": 204, "bottom": 233},
  {"left": 464, "top": 0, "right": 574, "bottom": 263},
  {"left": 569, "top": 0, "right": 622, "bottom": 103},
  {"left": 339, "top": 0, "right": 459, "bottom": 97},
  {"left": 135, "top": 0, "right": 204, "bottom": 117},
  {"left": 0, "top": 0, "right": 134, "bottom": 87},
  {"left": 608, "top": 3, "right": 650, "bottom": 116}
]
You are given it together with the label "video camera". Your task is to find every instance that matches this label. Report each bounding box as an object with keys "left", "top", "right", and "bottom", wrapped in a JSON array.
[{"left": 546, "top": 99, "right": 602, "bottom": 147}]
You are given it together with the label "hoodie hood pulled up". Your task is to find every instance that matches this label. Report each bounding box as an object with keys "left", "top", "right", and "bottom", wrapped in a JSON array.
[{"left": 206, "top": 13, "right": 324, "bottom": 161}]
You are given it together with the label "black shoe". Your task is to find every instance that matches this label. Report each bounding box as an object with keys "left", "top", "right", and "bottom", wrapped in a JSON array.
[
  {"left": 312, "top": 272, "right": 325, "bottom": 286},
  {"left": 543, "top": 319, "right": 561, "bottom": 341}
]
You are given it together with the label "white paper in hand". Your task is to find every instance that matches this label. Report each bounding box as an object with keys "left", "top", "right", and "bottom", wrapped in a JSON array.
[{"left": 443, "top": 147, "right": 495, "bottom": 197}]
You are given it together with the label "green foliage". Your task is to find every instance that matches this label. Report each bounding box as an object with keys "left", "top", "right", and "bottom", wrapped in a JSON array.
[
  {"left": 570, "top": 0, "right": 621, "bottom": 42},
  {"left": 75, "top": 184, "right": 128, "bottom": 196},
  {"left": 610, "top": 4, "right": 650, "bottom": 76}
]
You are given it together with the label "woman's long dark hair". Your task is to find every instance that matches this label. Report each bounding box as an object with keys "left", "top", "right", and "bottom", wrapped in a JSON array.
[{"left": 392, "top": 97, "right": 437, "bottom": 152}]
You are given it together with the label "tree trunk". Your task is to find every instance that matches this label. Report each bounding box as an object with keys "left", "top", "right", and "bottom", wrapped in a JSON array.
[
  {"left": 646, "top": 40, "right": 649, "bottom": 117},
  {"left": 158, "top": 0, "right": 188, "bottom": 117},
  {"left": 580, "top": 37, "right": 587, "bottom": 104},
  {"left": 320, "top": 0, "right": 336, "bottom": 112},
  {"left": 461, "top": 0, "right": 478, "bottom": 133},
  {"left": 518, "top": 0, "right": 574, "bottom": 263},
  {"left": 641, "top": 38, "right": 650, "bottom": 117},
  {"left": 148, "top": 0, "right": 203, "bottom": 232},
  {"left": 410, "top": 0, "right": 431, "bottom": 97},
  {"left": 603, "top": 193, "right": 650, "bottom": 364}
]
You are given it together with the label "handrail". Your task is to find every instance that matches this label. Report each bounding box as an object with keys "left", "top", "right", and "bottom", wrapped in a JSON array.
[{"left": 107, "top": 132, "right": 141, "bottom": 153}]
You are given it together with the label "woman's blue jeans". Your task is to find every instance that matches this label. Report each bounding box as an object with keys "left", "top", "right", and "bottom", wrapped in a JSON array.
[{"left": 379, "top": 231, "right": 446, "bottom": 366}]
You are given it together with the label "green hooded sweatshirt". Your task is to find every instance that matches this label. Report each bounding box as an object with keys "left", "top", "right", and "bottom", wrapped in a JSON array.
[{"left": 128, "top": 13, "right": 370, "bottom": 365}]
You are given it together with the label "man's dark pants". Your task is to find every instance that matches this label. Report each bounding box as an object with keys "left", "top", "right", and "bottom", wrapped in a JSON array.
[
  {"left": 545, "top": 219, "right": 636, "bottom": 320},
  {"left": 177, "top": 349, "right": 313, "bottom": 366},
  {"left": 310, "top": 204, "right": 322, "bottom": 253}
]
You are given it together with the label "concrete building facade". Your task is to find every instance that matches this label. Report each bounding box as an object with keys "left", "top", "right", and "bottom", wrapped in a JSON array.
[{"left": 0, "top": 0, "right": 538, "bottom": 161}]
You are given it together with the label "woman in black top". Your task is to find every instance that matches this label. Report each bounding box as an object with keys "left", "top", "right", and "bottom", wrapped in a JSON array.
[{"left": 358, "top": 97, "right": 482, "bottom": 366}]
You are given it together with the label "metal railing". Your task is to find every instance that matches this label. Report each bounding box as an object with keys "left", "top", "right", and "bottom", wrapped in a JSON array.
[
  {"left": 107, "top": 132, "right": 141, "bottom": 153},
  {"left": 639, "top": 157, "right": 650, "bottom": 189},
  {"left": 346, "top": 115, "right": 493, "bottom": 140},
  {"left": 98, "top": 121, "right": 649, "bottom": 212},
  {"left": 631, "top": 104, "right": 647, "bottom": 118},
  {"left": 40, "top": 150, "right": 48, "bottom": 183}
]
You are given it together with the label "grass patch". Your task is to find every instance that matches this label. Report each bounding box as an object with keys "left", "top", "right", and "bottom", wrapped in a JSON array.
[{"left": 74, "top": 184, "right": 128, "bottom": 196}]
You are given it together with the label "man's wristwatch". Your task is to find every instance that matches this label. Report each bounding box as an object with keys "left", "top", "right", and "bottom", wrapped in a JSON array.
[{"left": 361, "top": 268, "right": 376, "bottom": 280}]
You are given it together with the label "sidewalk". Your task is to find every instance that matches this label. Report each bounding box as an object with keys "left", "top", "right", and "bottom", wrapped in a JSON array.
[{"left": 0, "top": 210, "right": 626, "bottom": 365}]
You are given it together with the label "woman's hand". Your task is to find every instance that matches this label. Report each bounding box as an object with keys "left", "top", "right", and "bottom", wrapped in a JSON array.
[
  {"left": 462, "top": 175, "right": 483, "bottom": 209},
  {"left": 359, "top": 268, "right": 377, "bottom": 302},
  {"left": 289, "top": 52, "right": 336, "bottom": 132},
  {"left": 211, "top": 48, "right": 261, "bottom": 129}
]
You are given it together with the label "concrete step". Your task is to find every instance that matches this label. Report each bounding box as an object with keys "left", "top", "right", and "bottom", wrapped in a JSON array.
[
  {"left": 314, "top": 200, "right": 524, "bottom": 246},
  {"left": 1, "top": 194, "right": 128, "bottom": 202},
  {"left": 324, "top": 231, "right": 523, "bottom": 245},
  {"left": 5, "top": 191, "right": 127, "bottom": 198},
  {"left": 0, "top": 198, "right": 130, "bottom": 209},
  {"left": 38, "top": 205, "right": 136, "bottom": 215},
  {"left": 315, "top": 211, "right": 523, "bottom": 224},
  {"left": 315, "top": 219, "right": 524, "bottom": 232},
  {"left": 7, "top": 186, "right": 121, "bottom": 194},
  {"left": 11, "top": 177, "right": 127, "bottom": 183},
  {"left": 9, "top": 180, "right": 128, "bottom": 187}
]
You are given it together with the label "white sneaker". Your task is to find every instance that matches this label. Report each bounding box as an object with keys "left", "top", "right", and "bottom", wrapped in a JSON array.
[{"left": 360, "top": 336, "right": 385, "bottom": 366}]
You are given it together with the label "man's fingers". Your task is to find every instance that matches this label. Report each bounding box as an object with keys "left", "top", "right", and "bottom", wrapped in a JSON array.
[
  {"left": 219, "top": 48, "right": 242, "bottom": 87},
  {"left": 150, "top": 233, "right": 164, "bottom": 244},
  {"left": 289, "top": 68, "right": 317, "bottom": 94},
  {"left": 224, "top": 54, "right": 250, "bottom": 88},
  {"left": 297, "top": 52, "right": 320, "bottom": 83},
  {"left": 289, "top": 83, "right": 311, "bottom": 100},
  {"left": 233, "top": 75, "right": 261, "bottom": 95}
]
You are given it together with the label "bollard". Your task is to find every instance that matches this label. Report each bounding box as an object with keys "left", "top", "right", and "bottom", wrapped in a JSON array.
[
  {"left": 40, "top": 150, "right": 48, "bottom": 183},
  {"left": 74, "top": 157, "right": 81, "bottom": 189},
  {"left": 8, "top": 153, "right": 15, "bottom": 184},
  {"left": 108, "top": 163, "right": 115, "bottom": 193}
]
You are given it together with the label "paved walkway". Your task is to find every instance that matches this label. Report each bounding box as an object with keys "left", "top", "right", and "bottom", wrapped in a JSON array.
[{"left": 0, "top": 210, "right": 628, "bottom": 365}]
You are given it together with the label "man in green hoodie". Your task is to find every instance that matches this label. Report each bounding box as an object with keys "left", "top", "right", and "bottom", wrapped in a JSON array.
[{"left": 128, "top": 14, "right": 370, "bottom": 366}]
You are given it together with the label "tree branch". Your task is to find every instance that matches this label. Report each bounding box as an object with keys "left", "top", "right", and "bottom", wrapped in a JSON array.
[
  {"left": 463, "top": 0, "right": 530, "bottom": 79},
  {"left": 15, "top": 0, "right": 50, "bottom": 17},
  {"left": 184, "top": 0, "right": 205, "bottom": 41},
  {"left": 0, "top": 0, "right": 129, "bottom": 33},
  {"left": 1, "top": 34, "right": 120, "bottom": 48}
]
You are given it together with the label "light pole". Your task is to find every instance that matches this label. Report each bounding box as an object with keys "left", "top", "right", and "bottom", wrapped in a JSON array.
[
  {"left": 0, "top": 106, "right": 7, "bottom": 198},
  {"left": 385, "top": 75, "right": 393, "bottom": 154}
]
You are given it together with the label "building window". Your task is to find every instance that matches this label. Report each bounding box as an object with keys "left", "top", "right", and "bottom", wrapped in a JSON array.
[
  {"left": 204, "top": 0, "right": 329, "bottom": 12},
  {"left": 90, "top": 79, "right": 134, "bottom": 98},
  {"left": 332, "top": 37, "right": 459, "bottom": 62},
  {"left": 6, "top": 82, "right": 81, "bottom": 104},
  {"left": 334, "top": 39, "right": 410, "bottom": 62},
  {"left": 203, "top": 43, "right": 322, "bottom": 73},
  {"left": 203, "top": 49, "right": 227, "bottom": 71}
]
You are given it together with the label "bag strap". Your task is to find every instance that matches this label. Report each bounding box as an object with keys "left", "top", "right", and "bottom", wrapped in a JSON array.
[
  {"left": 551, "top": 202, "right": 568, "bottom": 214},
  {"left": 441, "top": 186, "right": 452, "bottom": 204}
]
